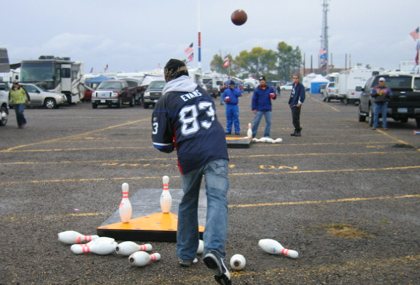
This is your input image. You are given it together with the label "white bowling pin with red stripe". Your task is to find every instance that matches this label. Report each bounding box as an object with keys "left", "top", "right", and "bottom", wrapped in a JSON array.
[
  {"left": 160, "top": 176, "right": 172, "bottom": 213},
  {"left": 258, "top": 238, "right": 299, "bottom": 258},
  {"left": 129, "top": 251, "right": 161, "bottom": 267},
  {"left": 119, "top": 183, "right": 132, "bottom": 223},
  {"left": 58, "top": 230, "right": 99, "bottom": 244},
  {"left": 115, "top": 242, "right": 153, "bottom": 256}
]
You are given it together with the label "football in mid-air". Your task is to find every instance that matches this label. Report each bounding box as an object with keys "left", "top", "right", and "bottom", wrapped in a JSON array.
[{"left": 231, "top": 9, "right": 247, "bottom": 26}]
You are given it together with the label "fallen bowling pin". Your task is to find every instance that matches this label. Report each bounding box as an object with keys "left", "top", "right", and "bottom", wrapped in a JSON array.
[
  {"left": 230, "top": 254, "right": 246, "bottom": 270},
  {"left": 71, "top": 239, "right": 117, "bottom": 255},
  {"left": 115, "top": 242, "right": 153, "bottom": 256},
  {"left": 258, "top": 239, "right": 299, "bottom": 259},
  {"left": 119, "top": 182, "right": 132, "bottom": 223},
  {"left": 160, "top": 176, "right": 172, "bottom": 213},
  {"left": 197, "top": 239, "right": 204, "bottom": 254},
  {"left": 129, "top": 251, "right": 161, "bottom": 267},
  {"left": 272, "top": 138, "right": 283, "bottom": 144},
  {"left": 58, "top": 230, "right": 99, "bottom": 244}
]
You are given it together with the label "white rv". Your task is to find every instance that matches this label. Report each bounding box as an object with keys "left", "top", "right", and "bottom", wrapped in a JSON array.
[
  {"left": 337, "top": 66, "right": 379, "bottom": 105},
  {"left": 19, "top": 56, "right": 84, "bottom": 104}
]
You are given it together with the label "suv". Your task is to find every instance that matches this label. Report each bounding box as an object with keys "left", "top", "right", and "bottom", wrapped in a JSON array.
[
  {"left": 19, "top": 83, "right": 67, "bottom": 109},
  {"left": 0, "top": 81, "right": 9, "bottom": 126},
  {"left": 91, "top": 80, "right": 136, "bottom": 108},
  {"left": 358, "top": 74, "right": 420, "bottom": 127},
  {"left": 322, "top": 82, "right": 340, "bottom": 102},
  {"left": 143, "top": 80, "right": 166, "bottom": 109}
]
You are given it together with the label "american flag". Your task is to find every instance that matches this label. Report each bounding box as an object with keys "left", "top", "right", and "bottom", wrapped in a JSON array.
[
  {"left": 184, "top": 43, "right": 193, "bottom": 55},
  {"left": 223, "top": 56, "right": 230, "bottom": 67},
  {"left": 89, "top": 67, "right": 93, "bottom": 73},
  {"left": 410, "top": 27, "right": 419, "bottom": 41},
  {"left": 187, "top": 53, "right": 194, "bottom": 62},
  {"left": 104, "top": 64, "right": 108, "bottom": 71}
]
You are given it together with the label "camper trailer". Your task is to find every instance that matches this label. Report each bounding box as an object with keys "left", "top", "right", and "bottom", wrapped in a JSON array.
[{"left": 19, "top": 56, "right": 84, "bottom": 104}]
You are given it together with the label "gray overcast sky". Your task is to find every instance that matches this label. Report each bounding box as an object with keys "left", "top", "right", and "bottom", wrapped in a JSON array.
[{"left": 2, "top": 0, "right": 419, "bottom": 74}]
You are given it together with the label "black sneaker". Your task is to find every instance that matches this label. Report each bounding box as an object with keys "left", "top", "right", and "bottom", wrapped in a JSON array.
[
  {"left": 203, "top": 250, "right": 231, "bottom": 285},
  {"left": 179, "top": 257, "right": 198, "bottom": 267}
]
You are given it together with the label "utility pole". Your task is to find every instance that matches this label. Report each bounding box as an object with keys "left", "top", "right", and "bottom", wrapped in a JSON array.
[{"left": 320, "top": 0, "right": 329, "bottom": 75}]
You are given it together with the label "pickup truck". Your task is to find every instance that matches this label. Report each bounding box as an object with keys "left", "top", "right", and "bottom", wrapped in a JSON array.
[
  {"left": 0, "top": 81, "right": 9, "bottom": 126},
  {"left": 91, "top": 80, "right": 136, "bottom": 108},
  {"left": 357, "top": 73, "right": 420, "bottom": 127}
]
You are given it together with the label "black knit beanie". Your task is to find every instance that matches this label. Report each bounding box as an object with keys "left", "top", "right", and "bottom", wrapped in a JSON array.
[{"left": 164, "top": 59, "right": 189, "bottom": 82}]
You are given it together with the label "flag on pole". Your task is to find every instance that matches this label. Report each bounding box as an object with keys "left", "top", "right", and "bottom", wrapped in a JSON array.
[
  {"left": 187, "top": 53, "right": 194, "bottom": 63},
  {"left": 410, "top": 27, "right": 419, "bottom": 41},
  {"left": 89, "top": 67, "right": 93, "bottom": 73},
  {"left": 184, "top": 43, "right": 193, "bottom": 55},
  {"left": 104, "top": 64, "right": 108, "bottom": 71},
  {"left": 415, "top": 41, "right": 420, "bottom": 65},
  {"left": 223, "top": 56, "right": 230, "bottom": 67}
]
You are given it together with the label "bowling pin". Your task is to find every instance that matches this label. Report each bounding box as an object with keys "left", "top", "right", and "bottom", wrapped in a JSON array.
[
  {"left": 71, "top": 239, "right": 117, "bottom": 255},
  {"left": 272, "top": 138, "right": 283, "bottom": 144},
  {"left": 115, "top": 242, "right": 153, "bottom": 256},
  {"left": 129, "top": 251, "right": 161, "bottom": 267},
  {"left": 258, "top": 239, "right": 299, "bottom": 258},
  {"left": 58, "top": 230, "right": 99, "bottom": 244},
  {"left": 230, "top": 254, "right": 246, "bottom": 270},
  {"left": 160, "top": 176, "right": 172, "bottom": 213},
  {"left": 197, "top": 239, "right": 204, "bottom": 254},
  {"left": 119, "top": 182, "right": 132, "bottom": 223},
  {"left": 247, "top": 123, "right": 253, "bottom": 139}
]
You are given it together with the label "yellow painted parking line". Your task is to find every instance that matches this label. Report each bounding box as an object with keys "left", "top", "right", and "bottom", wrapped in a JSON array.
[
  {"left": 0, "top": 119, "right": 145, "bottom": 153},
  {"left": 309, "top": 95, "right": 340, "bottom": 112},
  {"left": 229, "top": 194, "right": 420, "bottom": 208},
  {"left": 1, "top": 165, "right": 420, "bottom": 186}
]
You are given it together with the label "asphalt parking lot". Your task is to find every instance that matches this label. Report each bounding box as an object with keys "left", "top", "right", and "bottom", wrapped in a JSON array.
[{"left": 0, "top": 91, "right": 419, "bottom": 284}]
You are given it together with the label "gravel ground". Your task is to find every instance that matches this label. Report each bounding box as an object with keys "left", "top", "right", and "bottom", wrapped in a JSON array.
[{"left": 0, "top": 91, "right": 419, "bottom": 284}]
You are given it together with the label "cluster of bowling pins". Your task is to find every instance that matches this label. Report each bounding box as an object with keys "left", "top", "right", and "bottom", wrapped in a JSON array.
[
  {"left": 119, "top": 176, "right": 173, "bottom": 224},
  {"left": 58, "top": 230, "right": 161, "bottom": 267},
  {"left": 246, "top": 122, "right": 282, "bottom": 143}
]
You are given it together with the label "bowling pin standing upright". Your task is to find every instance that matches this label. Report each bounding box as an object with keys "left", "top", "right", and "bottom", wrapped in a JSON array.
[
  {"left": 58, "top": 230, "right": 99, "bottom": 244},
  {"left": 247, "top": 123, "right": 252, "bottom": 139},
  {"left": 160, "top": 176, "right": 172, "bottom": 213},
  {"left": 258, "top": 238, "right": 299, "bottom": 258},
  {"left": 119, "top": 183, "right": 132, "bottom": 223}
]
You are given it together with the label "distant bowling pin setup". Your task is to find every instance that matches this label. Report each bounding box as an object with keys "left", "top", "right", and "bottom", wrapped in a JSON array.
[
  {"left": 160, "top": 176, "right": 172, "bottom": 213},
  {"left": 230, "top": 254, "right": 246, "bottom": 270},
  {"left": 129, "top": 251, "right": 161, "bottom": 267},
  {"left": 258, "top": 239, "right": 299, "bottom": 259},
  {"left": 247, "top": 123, "right": 253, "bottom": 139},
  {"left": 115, "top": 242, "right": 153, "bottom": 256},
  {"left": 58, "top": 230, "right": 99, "bottom": 244},
  {"left": 119, "top": 182, "right": 132, "bottom": 223}
]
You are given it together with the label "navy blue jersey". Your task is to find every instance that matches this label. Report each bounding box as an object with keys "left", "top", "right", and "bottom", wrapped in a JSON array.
[{"left": 152, "top": 85, "right": 228, "bottom": 174}]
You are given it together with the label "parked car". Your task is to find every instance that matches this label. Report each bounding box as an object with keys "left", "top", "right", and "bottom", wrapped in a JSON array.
[
  {"left": 11, "top": 83, "right": 67, "bottom": 109},
  {"left": 143, "top": 80, "right": 166, "bottom": 109},
  {"left": 280, "top": 83, "right": 293, "bottom": 91},
  {"left": 358, "top": 73, "right": 420, "bottom": 127},
  {"left": 322, "top": 82, "right": 341, "bottom": 102},
  {"left": 91, "top": 80, "right": 136, "bottom": 108},
  {"left": 0, "top": 82, "right": 9, "bottom": 126}
]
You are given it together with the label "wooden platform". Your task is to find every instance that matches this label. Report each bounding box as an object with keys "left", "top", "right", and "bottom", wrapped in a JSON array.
[
  {"left": 97, "top": 188, "right": 206, "bottom": 242},
  {"left": 226, "top": 136, "right": 252, "bottom": 148}
]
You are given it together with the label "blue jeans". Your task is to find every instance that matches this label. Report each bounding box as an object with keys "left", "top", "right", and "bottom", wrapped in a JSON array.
[
  {"left": 225, "top": 104, "right": 240, "bottom": 133},
  {"left": 14, "top": 103, "right": 27, "bottom": 127},
  {"left": 373, "top": 103, "right": 388, "bottom": 128},
  {"left": 177, "top": 158, "right": 229, "bottom": 261},
  {"left": 252, "top": 111, "right": 272, "bottom": 137}
]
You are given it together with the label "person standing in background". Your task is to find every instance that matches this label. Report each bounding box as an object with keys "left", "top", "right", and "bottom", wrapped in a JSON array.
[
  {"left": 9, "top": 81, "right": 30, "bottom": 129},
  {"left": 288, "top": 74, "right": 305, "bottom": 137},
  {"left": 222, "top": 80, "right": 242, "bottom": 135},
  {"left": 251, "top": 76, "right": 276, "bottom": 138}
]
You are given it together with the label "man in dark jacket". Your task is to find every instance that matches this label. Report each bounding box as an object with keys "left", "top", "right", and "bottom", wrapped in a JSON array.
[
  {"left": 288, "top": 74, "right": 306, "bottom": 137},
  {"left": 151, "top": 59, "right": 231, "bottom": 284},
  {"left": 370, "top": 77, "right": 393, "bottom": 130},
  {"left": 222, "top": 80, "right": 242, "bottom": 135},
  {"left": 251, "top": 76, "right": 276, "bottom": 138}
]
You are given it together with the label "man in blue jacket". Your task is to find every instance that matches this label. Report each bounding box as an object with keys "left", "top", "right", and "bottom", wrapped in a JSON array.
[
  {"left": 288, "top": 74, "right": 305, "bottom": 137},
  {"left": 251, "top": 76, "right": 277, "bottom": 138},
  {"left": 222, "top": 80, "right": 242, "bottom": 135}
]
